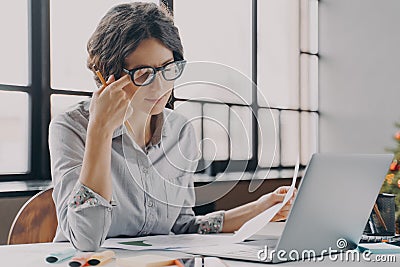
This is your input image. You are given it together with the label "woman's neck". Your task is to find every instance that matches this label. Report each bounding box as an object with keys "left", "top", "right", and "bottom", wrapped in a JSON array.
[{"left": 125, "top": 111, "right": 153, "bottom": 149}]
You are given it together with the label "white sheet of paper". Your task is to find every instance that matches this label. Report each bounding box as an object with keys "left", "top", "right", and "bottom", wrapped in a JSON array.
[
  {"left": 103, "top": 160, "right": 299, "bottom": 250},
  {"left": 231, "top": 161, "right": 298, "bottom": 243},
  {"left": 102, "top": 233, "right": 234, "bottom": 250}
]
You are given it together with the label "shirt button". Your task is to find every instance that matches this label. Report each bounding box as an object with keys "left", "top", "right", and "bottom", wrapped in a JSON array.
[
  {"left": 107, "top": 207, "right": 112, "bottom": 212},
  {"left": 142, "top": 167, "right": 148, "bottom": 174},
  {"left": 147, "top": 200, "right": 154, "bottom": 207}
]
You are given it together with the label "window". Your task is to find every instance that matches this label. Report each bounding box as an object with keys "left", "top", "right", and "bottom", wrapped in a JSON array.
[
  {"left": 0, "top": 0, "right": 30, "bottom": 178},
  {"left": 0, "top": 1, "right": 29, "bottom": 86},
  {"left": 173, "top": 0, "right": 319, "bottom": 178},
  {"left": 0, "top": 92, "right": 29, "bottom": 174}
]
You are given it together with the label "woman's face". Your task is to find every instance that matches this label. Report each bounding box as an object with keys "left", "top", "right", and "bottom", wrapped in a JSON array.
[{"left": 122, "top": 38, "right": 175, "bottom": 116}]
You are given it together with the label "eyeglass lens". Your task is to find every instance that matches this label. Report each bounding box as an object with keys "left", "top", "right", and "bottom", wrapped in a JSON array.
[{"left": 132, "top": 61, "right": 184, "bottom": 86}]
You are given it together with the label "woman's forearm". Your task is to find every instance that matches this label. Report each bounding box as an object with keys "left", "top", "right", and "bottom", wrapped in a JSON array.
[
  {"left": 79, "top": 122, "right": 113, "bottom": 201},
  {"left": 221, "top": 200, "right": 262, "bottom": 233}
]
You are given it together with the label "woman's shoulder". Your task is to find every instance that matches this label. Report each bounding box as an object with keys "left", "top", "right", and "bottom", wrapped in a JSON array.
[
  {"left": 49, "top": 99, "right": 91, "bottom": 134},
  {"left": 162, "top": 107, "right": 197, "bottom": 144},
  {"left": 163, "top": 107, "right": 192, "bottom": 129}
]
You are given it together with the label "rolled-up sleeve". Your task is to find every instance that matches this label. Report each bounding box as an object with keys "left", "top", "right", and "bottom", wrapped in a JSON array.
[
  {"left": 173, "top": 207, "right": 225, "bottom": 234},
  {"left": 49, "top": 114, "right": 113, "bottom": 251}
]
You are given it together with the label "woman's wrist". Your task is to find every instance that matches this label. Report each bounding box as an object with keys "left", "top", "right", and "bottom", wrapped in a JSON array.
[
  {"left": 255, "top": 193, "right": 273, "bottom": 214},
  {"left": 87, "top": 120, "right": 114, "bottom": 140}
]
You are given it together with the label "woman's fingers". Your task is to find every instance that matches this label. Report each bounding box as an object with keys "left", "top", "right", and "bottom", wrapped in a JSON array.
[
  {"left": 125, "top": 82, "right": 137, "bottom": 100},
  {"left": 94, "top": 84, "right": 106, "bottom": 97},
  {"left": 258, "top": 185, "right": 297, "bottom": 222},
  {"left": 89, "top": 73, "right": 135, "bottom": 133},
  {"left": 272, "top": 186, "right": 297, "bottom": 203},
  {"left": 94, "top": 74, "right": 115, "bottom": 96},
  {"left": 274, "top": 205, "right": 291, "bottom": 220},
  {"left": 279, "top": 205, "right": 291, "bottom": 212},
  {"left": 107, "top": 74, "right": 115, "bottom": 83},
  {"left": 271, "top": 192, "right": 286, "bottom": 204},
  {"left": 107, "top": 74, "right": 131, "bottom": 92},
  {"left": 257, "top": 185, "right": 297, "bottom": 213},
  {"left": 275, "top": 186, "right": 291, "bottom": 194},
  {"left": 96, "top": 74, "right": 131, "bottom": 97},
  {"left": 274, "top": 212, "right": 289, "bottom": 221}
]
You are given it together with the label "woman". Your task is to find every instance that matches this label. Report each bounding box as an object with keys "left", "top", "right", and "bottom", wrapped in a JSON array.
[{"left": 49, "top": 2, "right": 295, "bottom": 252}]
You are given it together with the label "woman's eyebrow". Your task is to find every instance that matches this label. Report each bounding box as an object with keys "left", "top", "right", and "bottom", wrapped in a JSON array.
[
  {"left": 160, "top": 57, "right": 174, "bottom": 66},
  {"left": 131, "top": 58, "right": 175, "bottom": 69}
]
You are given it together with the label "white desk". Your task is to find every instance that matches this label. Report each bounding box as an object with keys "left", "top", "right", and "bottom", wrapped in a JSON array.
[
  {"left": 1, "top": 241, "right": 399, "bottom": 266},
  {"left": 1, "top": 223, "right": 399, "bottom": 267}
]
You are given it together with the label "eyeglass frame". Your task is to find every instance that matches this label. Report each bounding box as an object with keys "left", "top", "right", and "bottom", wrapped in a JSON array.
[{"left": 122, "top": 60, "right": 187, "bottom": 86}]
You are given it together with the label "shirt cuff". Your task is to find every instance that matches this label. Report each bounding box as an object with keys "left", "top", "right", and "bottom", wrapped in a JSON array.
[
  {"left": 197, "top": 210, "right": 225, "bottom": 234},
  {"left": 68, "top": 181, "right": 114, "bottom": 211}
]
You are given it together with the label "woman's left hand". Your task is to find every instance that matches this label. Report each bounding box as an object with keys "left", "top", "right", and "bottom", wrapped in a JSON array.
[{"left": 256, "top": 186, "right": 297, "bottom": 222}]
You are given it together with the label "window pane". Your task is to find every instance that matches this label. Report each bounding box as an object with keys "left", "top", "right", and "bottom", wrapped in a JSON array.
[
  {"left": 257, "top": 0, "right": 299, "bottom": 109},
  {"left": 51, "top": 94, "right": 90, "bottom": 119},
  {"left": 300, "top": 54, "right": 318, "bottom": 111},
  {"left": 258, "top": 108, "right": 280, "bottom": 168},
  {"left": 300, "top": 111, "right": 318, "bottom": 165},
  {"left": 300, "top": 0, "right": 318, "bottom": 54},
  {"left": 280, "top": 110, "right": 300, "bottom": 166},
  {"left": 174, "top": 0, "right": 252, "bottom": 104},
  {"left": 173, "top": 101, "right": 202, "bottom": 154},
  {"left": 175, "top": 62, "right": 252, "bottom": 105},
  {"left": 203, "top": 104, "right": 229, "bottom": 161},
  {"left": 0, "top": 1, "right": 28, "bottom": 86},
  {"left": 174, "top": 0, "right": 251, "bottom": 77},
  {"left": 50, "top": 0, "right": 157, "bottom": 91},
  {"left": 0, "top": 91, "right": 29, "bottom": 173},
  {"left": 230, "top": 106, "right": 252, "bottom": 160}
]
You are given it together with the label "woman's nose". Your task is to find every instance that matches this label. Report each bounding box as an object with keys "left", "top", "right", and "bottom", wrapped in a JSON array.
[
  {"left": 148, "top": 71, "right": 173, "bottom": 94},
  {"left": 148, "top": 71, "right": 163, "bottom": 91}
]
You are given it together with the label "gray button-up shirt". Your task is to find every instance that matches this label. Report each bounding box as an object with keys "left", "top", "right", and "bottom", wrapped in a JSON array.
[{"left": 49, "top": 99, "right": 224, "bottom": 251}]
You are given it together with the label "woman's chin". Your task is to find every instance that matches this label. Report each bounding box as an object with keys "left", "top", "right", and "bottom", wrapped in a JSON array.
[{"left": 149, "top": 101, "right": 167, "bottom": 115}]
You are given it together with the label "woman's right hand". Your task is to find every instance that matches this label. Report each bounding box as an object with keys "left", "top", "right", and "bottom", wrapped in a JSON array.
[{"left": 88, "top": 74, "right": 134, "bottom": 135}]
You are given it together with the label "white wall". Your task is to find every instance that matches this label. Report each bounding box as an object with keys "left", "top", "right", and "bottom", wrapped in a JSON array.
[{"left": 319, "top": 0, "right": 400, "bottom": 153}]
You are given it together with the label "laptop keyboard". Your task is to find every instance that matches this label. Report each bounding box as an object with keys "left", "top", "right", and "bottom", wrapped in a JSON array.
[{"left": 360, "top": 234, "right": 400, "bottom": 243}]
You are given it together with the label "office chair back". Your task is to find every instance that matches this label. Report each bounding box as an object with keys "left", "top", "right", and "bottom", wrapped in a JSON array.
[{"left": 7, "top": 188, "right": 57, "bottom": 245}]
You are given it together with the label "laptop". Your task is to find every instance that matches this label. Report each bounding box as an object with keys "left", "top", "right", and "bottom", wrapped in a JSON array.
[{"left": 183, "top": 153, "right": 393, "bottom": 263}]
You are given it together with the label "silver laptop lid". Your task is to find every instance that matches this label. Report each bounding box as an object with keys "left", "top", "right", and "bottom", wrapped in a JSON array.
[{"left": 270, "top": 153, "right": 393, "bottom": 263}]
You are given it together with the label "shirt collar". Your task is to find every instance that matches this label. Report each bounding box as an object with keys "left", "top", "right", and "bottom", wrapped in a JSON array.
[{"left": 112, "top": 110, "right": 168, "bottom": 145}]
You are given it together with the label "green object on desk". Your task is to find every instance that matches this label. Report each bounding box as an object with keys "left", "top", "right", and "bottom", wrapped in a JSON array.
[
  {"left": 119, "top": 240, "right": 152, "bottom": 247},
  {"left": 358, "top": 243, "right": 400, "bottom": 254},
  {"left": 45, "top": 248, "right": 76, "bottom": 263}
]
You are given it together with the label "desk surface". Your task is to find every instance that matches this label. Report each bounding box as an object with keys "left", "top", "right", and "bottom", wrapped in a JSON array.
[{"left": 0, "top": 241, "right": 399, "bottom": 266}]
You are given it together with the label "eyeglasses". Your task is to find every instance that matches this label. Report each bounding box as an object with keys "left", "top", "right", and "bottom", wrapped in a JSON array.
[{"left": 122, "top": 60, "right": 187, "bottom": 86}]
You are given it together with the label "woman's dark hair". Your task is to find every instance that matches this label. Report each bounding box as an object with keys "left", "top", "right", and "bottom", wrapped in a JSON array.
[{"left": 87, "top": 2, "right": 184, "bottom": 87}]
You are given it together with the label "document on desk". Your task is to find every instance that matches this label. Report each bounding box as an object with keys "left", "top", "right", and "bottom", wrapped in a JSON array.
[{"left": 103, "top": 162, "right": 298, "bottom": 251}]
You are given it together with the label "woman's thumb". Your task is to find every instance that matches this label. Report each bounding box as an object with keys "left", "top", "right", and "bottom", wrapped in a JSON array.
[
  {"left": 107, "top": 74, "right": 115, "bottom": 84},
  {"left": 273, "top": 192, "right": 286, "bottom": 203}
]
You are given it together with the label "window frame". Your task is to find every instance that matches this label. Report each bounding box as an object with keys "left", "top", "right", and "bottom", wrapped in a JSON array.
[
  {"left": 170, "top": 0, "right": 320, "bottom": 177},
  {"left": 0, "top": 0, "right": 92, "bottom": 182}
]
